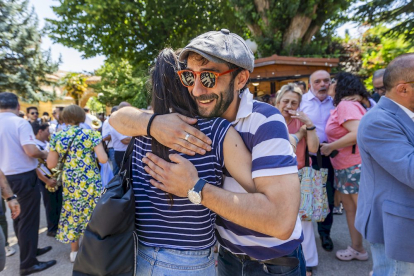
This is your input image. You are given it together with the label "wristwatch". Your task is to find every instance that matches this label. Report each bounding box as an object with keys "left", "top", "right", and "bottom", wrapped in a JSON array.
[
  {"left": 187, "top": 179, "right": 207, "bottom": 205},
  {"left": 306, "top": 125, "right": 316, "bottom": 131},
  {"left": 6, "top": 195, "right": 17, "bottom": 202}
]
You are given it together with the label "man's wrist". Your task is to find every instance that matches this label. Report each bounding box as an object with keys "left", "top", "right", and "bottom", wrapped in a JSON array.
[{"left": 6, "top": 194, "right": 17, "bottom": 202}]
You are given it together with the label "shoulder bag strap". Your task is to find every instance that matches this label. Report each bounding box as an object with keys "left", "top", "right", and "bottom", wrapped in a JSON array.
[
  {"left": 305, "top": 146, "right": 310, "bottom": 167},
  {"left": 316, "top": 148, "right": 323, "bottom": 169},
  {"left": 61, "top": 129, "right": 82, "bottom": 164},
  {"left": 118, "top": 137, "right": 137, "bottom": 176}
]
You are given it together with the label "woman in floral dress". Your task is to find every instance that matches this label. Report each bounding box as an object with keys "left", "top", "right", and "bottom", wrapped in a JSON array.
[{"left": 47, "top": 105, "right": 108, "bottom": 262}]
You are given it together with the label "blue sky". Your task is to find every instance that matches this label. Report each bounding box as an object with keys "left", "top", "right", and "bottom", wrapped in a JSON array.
[{"left": 31, "top": 0, "right": 358, "bottom": 73}]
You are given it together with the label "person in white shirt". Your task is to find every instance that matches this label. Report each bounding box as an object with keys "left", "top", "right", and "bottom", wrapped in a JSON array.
[
  {"left": 102, "top": 106, "right": 119, "bottom": 174},
  {"left": 110, "top": 102, "right": 132, "bottom": 169},
  {"left": 0, "top": 92, "right": 56, "bottom": 275},
  {"left": 83, "top": 107, "right": 98, "bottom": 129},
  {"left": 31, "top": 122, "right": 62, "bottom": 238}
]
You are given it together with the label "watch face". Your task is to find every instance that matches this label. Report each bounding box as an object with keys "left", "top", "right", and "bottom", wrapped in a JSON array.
[{"left": 188, "top": 190, "right": 202, "bottom": 204}]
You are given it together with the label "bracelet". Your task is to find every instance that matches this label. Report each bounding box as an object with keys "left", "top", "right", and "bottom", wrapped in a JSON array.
[
  {"left": 146, "top": 113, "right": 159, "bottom": 138},
  {"left": 306, "top": 125, "right": 316, "bottom": 131},
  {"left": 6, "top": 195, "right": 17, "bottom": 202}
]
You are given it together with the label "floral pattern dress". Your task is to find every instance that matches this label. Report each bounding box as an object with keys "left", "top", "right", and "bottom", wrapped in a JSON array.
[{"left": 49, "top": 125, "right": 103, "bottom": 243}]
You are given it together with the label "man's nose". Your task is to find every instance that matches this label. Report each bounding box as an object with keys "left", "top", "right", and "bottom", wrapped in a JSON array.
[{"left": 191, "top": 76, "right": 208, "bottom": 97}]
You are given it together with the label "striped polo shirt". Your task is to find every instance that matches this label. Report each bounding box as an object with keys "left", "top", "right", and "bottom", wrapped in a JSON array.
[
  {"left": 215, "top": 88, "right": 303, "bottom": 261},
  {"left": 132, "top": 117, "right": 231, "bottom": 250}
]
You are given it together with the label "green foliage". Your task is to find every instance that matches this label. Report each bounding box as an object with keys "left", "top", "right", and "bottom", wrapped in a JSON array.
[
  {"left": 230, "top": 0, "right": 354, "bottom": 56},
  {"left": 359, "top": 25, "right": 414, "bottom": 90},
  {"left": 91, "top": 60, "right": 150, "bottom": 109},
  {"left": 355, "top": 0, "right": 414, "bottom": 43},
  {"left": 85, "top": 96, "right": 105, "bottom": 113},
  {"left": 0, "top": 0, "right": 59, "bottom": 103},
  {"left": 46, "top": 0, "right": 245, "bottom": 64},
  {"left": 60, "top": 72, "right": 88, "bottom": 105}
]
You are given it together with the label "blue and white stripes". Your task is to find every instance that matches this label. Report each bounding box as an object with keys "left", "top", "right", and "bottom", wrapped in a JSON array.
[
  {"left": 216, "top": 89, "right": 302, "bottom": 260},
  {"left": 132, "top": 118, "right": 231, "bottom": 250}
]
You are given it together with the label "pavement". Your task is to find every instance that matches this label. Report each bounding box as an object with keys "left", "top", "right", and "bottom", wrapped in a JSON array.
[{"left": 0, "top": 204, "right": 373, "bottom": 276}]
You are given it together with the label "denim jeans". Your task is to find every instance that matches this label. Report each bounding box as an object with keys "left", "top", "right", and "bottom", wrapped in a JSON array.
[
  {"left": 218, "top": 246, "right": 306, "bottom": 276},
  {"left": 136, "top": 242, "right": 216, "bottom": 276},
  {"left": 108, "top": 148, "right": 119, "bottom": 175},
  {"left": 371, "top": 242, "right": 414, "bottom": 276}
]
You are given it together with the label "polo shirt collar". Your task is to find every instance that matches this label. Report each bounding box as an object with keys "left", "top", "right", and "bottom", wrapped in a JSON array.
[{"left": 234, "top": 88, "right": 253, "bottom": 123}]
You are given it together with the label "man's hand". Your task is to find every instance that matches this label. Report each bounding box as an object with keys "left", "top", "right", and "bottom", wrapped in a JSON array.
[
  {"left": 142, "top": 153, "right": 199, "bottom": 197},
  {"left": 46, "top": 178, "right": 57, "bottom": 189},
  {"left": 151, "top": 114, "right": 212, "bottom": 156},
  {"left": 320, "top": 143, "right": 334, "bottom": 156},
  {"left": 8, "top": 199, "right": 20, "bottom": 219}
]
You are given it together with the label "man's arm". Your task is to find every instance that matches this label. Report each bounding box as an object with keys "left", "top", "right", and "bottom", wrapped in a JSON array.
[
  {"left": 0, "top": 170, "right": 20, "bottom": 219},
  {"left": 120, "top": 137, "right": 132, "bottom": 145},
  {"left": 109, "top": 107, "right": 212, "bottom": 155},
  {"left": 358, "top": 117, "right": 414, "bottom": 188},
  {"left": 22, "top": 144, "right": 48, "bottom": 159},
  {"left": 143, "top": 153, "right": 300, "bottom": 239}
]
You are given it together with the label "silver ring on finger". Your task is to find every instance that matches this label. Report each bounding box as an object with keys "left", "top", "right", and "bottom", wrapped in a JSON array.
[
  {"left": 296, "top": 112, "right": 300, "bottom": 116},
  {"left": 184, "top": 133, "right": 190, "bottom": 141}
]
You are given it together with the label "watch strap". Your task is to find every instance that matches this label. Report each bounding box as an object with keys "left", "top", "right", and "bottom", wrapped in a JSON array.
[
  {"left": 306, "top": 125, "right": 316, "bottom": 131},
  {"left": 6, "top": 195, "right": 17, "bottom": 202},
  {"left": 193, "top": 179, "right": 207, "bottom": 193}
]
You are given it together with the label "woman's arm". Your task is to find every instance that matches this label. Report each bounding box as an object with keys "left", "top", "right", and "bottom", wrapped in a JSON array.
[
  {"left": 320, "top": 120, "right": 359, "bottom": 156},
  {"left": 94, "top": 143, "right": 108, "bottom": 164},
  {"left": 46, "top": 150, "right": 59, "bottom": 169},
  {"left": 303, "top": 125, "right": 319, "bottom": 153},
  {"left": 222, "top": 127, "right": 256, "bottom": 193}
]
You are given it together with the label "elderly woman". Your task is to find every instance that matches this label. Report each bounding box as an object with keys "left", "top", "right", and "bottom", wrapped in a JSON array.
[
  {"left": 275, "top": 83, "right": 319, "bottom": 276},
  {"left": 47, "top": 105, "right": 108, "bottom": 263},
  {"left": 320, "top": 72, "right": 370, "bottom": 261}
]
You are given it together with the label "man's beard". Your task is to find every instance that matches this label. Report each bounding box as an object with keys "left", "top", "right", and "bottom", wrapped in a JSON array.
[{"left": 193, "top": 82, "right": 235, "bottom": 118}]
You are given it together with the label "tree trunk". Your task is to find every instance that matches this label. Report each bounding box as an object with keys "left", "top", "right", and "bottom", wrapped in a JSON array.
[
  {"left": 254, "top": 0, "right": 270, "bottom": 27},
  {"left": 302, "top": 24, "right": 321, "bottom": 45},
  {"left": 282, "top": 4, "right": 318, "bottom": 51}
]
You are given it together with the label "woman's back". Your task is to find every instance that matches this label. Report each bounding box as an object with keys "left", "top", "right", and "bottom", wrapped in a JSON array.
[{"left": 132, "top": 117, "right": 231, "bottom": 250}]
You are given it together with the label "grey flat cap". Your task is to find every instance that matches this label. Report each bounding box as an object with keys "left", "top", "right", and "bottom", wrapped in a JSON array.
[{"left": 179, "top": 29, "right": 255, "bottom": 72}]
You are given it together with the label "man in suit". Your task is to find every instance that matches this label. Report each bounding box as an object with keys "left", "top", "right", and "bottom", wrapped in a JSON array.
[{"left": 356, "top": 53, "right": 414, "bottom": 275}]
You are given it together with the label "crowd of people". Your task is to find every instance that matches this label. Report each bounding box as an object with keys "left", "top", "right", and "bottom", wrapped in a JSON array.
[{"left": 0, "top": 28, "right": 413, "bottom": 276}]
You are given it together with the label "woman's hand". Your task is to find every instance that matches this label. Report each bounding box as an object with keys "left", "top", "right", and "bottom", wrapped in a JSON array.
[
  {"left": 289, "top": 110, "right": 314, "bottom": 128},
  {"left": 320, "top": 143, "right": 334, "bottom": 156},
  {"left": 46, "top": 178, "right": 57, "bottom": 189}
]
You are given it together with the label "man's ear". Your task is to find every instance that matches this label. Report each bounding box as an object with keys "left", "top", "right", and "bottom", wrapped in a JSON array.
[
  {"left": 236, "top": 70, "right": 250, "bottom": 90},
  {"left": 395, "top": 83, "right": 409, "bottom": 97}
]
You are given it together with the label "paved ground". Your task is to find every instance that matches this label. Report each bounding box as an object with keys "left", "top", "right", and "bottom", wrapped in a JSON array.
[{"left": 0, "top": 204, "right": 372, "bottom": 276}]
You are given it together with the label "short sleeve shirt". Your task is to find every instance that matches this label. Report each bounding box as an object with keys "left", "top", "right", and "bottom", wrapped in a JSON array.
[
  {"left": 0, "top": 112, "right": 37, "bottom": 175},
  {"left": 110, "top": 127, "right": 130, "bottom": 151},
  {"left": 325, "top": 101, "right": 366, "bottom": 169}
]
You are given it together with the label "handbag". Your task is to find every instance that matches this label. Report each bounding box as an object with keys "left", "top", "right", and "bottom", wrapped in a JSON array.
[
  {"left": 55, "top": 129, "right": 81, "bottom": 186},
  {"left": 298, "top": 148, "right": 329, "bottom": 222},
  {"left": 73, "top": 137, "right": 138, "bottom": 276}
]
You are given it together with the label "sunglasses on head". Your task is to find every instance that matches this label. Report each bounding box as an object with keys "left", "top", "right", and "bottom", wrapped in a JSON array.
[
  {"left": 31, "top": 112, "right": 39, "bottom": 115},
  {"left": 177, "top": 69, "right": 237, "bottom": 89}
]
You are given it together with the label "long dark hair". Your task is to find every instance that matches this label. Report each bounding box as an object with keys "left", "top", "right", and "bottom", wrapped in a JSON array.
[
  {"left": 150, "top": 48, "right": 198, "bottom": 162},
  {"left": 150, "top": 48, "right": 199, "bottom": 205},
  {"left": 334, "top": 72, "right": 371, "bottom": 106}
]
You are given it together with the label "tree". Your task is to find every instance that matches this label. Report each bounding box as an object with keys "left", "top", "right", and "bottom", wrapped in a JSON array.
[
  {"left": 0, "top": 0, "right": 59, "bottom": 102},
  {"left": 355, "top": 0, "right": 414, "bottom": 42},
  {"left": 91, "top": 60, "right": 150, "bottom": 109},
  {"left": 333, "top": 25, "right": 414, "bottom": 90},
  {"left": 46, "top": 0, "right": 245, "bottom": 64},
  {"left": 60, "top": 72, "right": 88, "bottom": 105},
  {"left": 85, "top": 96, "right": 105, "bottom": 114},
  {"left": 230, "top": 0, "right": 354, "bottom": 56}
]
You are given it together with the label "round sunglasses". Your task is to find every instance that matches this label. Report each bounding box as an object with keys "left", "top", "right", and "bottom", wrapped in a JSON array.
[{"left": 177, "top": 69, "right": 236, "bottom": 89}]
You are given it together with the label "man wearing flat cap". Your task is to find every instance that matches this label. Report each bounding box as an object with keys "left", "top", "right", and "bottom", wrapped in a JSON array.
[{"left": 110, "top": 29, "right": 304, "bottom": 275}]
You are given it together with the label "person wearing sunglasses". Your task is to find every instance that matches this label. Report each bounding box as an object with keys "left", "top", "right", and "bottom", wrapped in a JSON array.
[
  {"left": 110, "top": 29, "right": 304, "bottom": 276},
  {"left": 26, "top": 106, "right": 40, "bottom": 124}
]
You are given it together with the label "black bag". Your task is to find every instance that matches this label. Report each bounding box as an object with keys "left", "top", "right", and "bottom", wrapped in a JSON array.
[{"left": 73, "top": 138, "right": 138, "bottom": 276}]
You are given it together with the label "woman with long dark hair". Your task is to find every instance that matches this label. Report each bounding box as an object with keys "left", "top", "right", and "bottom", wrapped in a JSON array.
[
  {"left": 320, "top": 72, "right": 370, "bottom": 261},
  {"left": 131, "top": 48, "right": 255, "bottom": 275}
]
